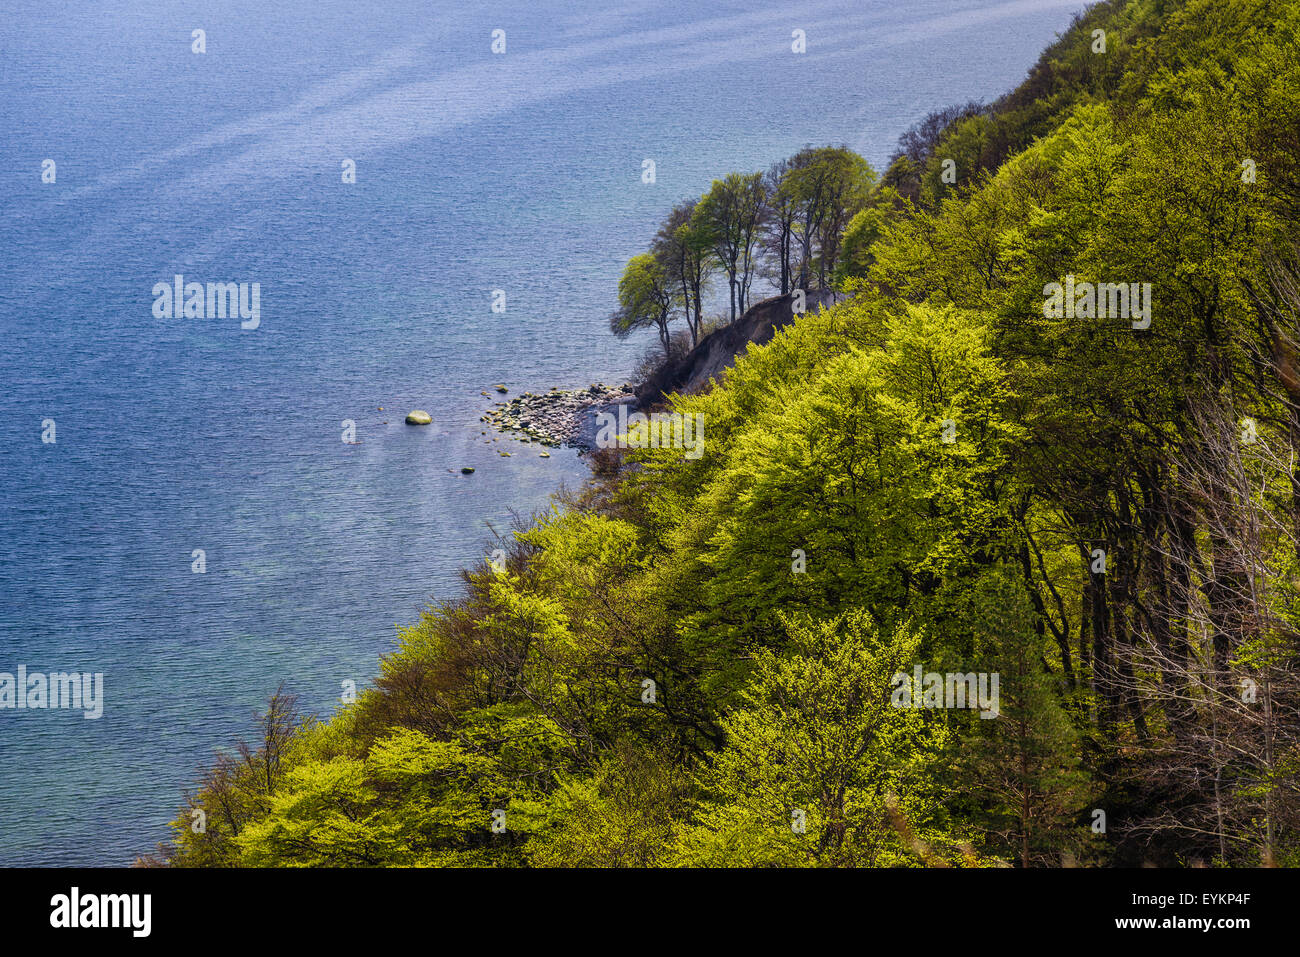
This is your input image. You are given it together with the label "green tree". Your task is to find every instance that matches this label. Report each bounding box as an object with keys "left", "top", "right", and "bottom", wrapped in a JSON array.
[
  {"left": 610, "top": 252, "right": 676, "bottom": 354},
  {"left": 653, "top": 200, "right": 714, "bottom": 346},
  {"left": 694, "top": 171, "right": 766, "bottom": 323},
  {"left": 957, "top": 573, "right": 1096, "bottom": 866},
  {"left": 782, "top": 146, "right": 875, "bottom": 291},
  {"left": 675, "top": 611, "right": 959, "bottom": 867}
]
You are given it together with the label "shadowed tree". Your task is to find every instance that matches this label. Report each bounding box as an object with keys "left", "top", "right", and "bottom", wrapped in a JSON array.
[
  {"left": 694, "top": 171, "right": 766, "bottom": 323},
  {"left": 653, "top": 199, "right": 714, "bottom": 347},
  {"left": 783, "top": 146, "right": 875, "bottom": 291}
]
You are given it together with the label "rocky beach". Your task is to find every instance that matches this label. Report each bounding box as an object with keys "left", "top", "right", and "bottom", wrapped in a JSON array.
[{"left": 479, "top": 382, "right": 637, "bottom": 454}]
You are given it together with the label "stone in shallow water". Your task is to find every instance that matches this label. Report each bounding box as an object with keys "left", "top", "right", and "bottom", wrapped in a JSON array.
[
  {"left": 461, "top": 466, "right": 475, "bottom": 474},
  {"left": 405, "top": 410, "right": 432, "bottom": 425}
]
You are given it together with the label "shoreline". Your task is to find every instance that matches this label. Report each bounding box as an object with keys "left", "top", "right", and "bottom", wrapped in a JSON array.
[{"left": 480, "top": 382, "right": 637, "bottom": 453}]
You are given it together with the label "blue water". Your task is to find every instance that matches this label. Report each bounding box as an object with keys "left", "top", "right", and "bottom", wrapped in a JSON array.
[{"left": 0, "top": 0, "right": 1086, "bottom": 866}]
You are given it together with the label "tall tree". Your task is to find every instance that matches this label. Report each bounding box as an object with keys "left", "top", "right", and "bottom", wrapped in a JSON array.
[
  {"left": 959, "top": 573, "right": 1094, "bottom": 867},
  {"left": 610, "top": 252, "right": 676, "bottom": 354},
  {"left": 694, "top": 172, "right": 766, "bottom": 323},
  {"left": 783, "top": 146, "right": 875, "bottom": 291},
  {"left": 675, "top": 612, "right": 956, "bottom": 867},
  {"left": 762, "top": 157, "right": 798, "bottom": 296},
  {"left": 653, "top": 200, "right": 713, "bottom": 347}
]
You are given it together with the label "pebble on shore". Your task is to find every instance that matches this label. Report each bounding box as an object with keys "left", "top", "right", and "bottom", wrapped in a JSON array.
[{"left": 482, "top": 382, "right": 635, "bottom": 452}]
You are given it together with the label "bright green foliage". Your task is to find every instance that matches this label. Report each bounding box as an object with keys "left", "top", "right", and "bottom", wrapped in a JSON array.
[
  {"left": 611, "top": 252, "right": 676, "bottom": 353},
  {"left": 674, "top": 612, "right": 959, "bottom": 867},
  {"left": 530, "top": 743, "right": 688, "bottom": 867},
  {"left": 657, "top": 302, "right": 1024, "bottom": 701},
  {"left": 234, "top": 712, "right": 562, "bottom": 866}
]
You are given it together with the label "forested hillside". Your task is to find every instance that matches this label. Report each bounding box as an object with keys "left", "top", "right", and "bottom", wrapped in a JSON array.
[{"left": 155, "top": 0, "right": 1300, "bottom": 867}]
